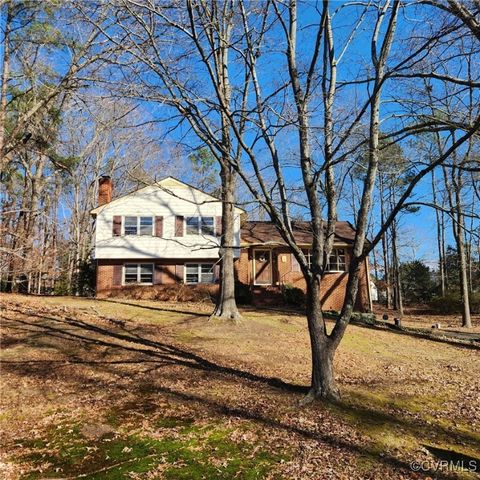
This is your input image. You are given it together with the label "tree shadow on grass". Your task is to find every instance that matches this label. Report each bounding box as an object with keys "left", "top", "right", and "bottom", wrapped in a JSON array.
[
  {"left": 2, "top": 307, "right": 307, "bottom": 394},
  {"left": 421, "top": 444, "right": 480, "bottom": 468},
  {"left": 96, "top": 298, "right": 212, "bottom": 318},
  {"left": 1, "top": 306, "right": 477, "bottom": 479},
  {"left": 329, "top": 392, "right": 480, "bottom": 453}
]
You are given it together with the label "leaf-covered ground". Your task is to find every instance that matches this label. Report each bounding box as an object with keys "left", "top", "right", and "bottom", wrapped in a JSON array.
[
  {"left": 374, "top": 305, "right": 480, "bottom": 334},
  {"left": 0, "top": 294, "right": 479, "bottom": 479}
]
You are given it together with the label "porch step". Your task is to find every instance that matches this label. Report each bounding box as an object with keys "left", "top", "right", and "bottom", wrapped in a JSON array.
[{"left": 252, "top": 285, "right": 281, "bottom": 292}]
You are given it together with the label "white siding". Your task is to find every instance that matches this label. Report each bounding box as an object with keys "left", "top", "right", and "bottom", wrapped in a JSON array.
[{"left": 93, "top": 182, "right": 241, "bottom": 260}]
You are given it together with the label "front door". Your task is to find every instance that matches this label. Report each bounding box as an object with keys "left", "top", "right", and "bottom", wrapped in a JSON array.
[{"left": 254, "top": 249, "right": 272, "bottom": 285}]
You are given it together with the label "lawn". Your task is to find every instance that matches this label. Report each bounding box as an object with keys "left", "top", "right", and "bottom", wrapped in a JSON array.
[{"left": 0, "top": 293, "right": 479, "bottom": 479}]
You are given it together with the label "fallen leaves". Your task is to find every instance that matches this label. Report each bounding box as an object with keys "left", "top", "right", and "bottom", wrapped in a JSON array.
[{"left": 1, "top": 293, "right": 479, "bottom": 479}]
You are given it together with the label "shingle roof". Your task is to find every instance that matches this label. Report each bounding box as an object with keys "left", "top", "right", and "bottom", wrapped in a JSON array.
[{"left": 240, "top": 220, "right": 357, "bottom": 245}]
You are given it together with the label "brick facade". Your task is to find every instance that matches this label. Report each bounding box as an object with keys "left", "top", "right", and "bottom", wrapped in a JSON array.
[
  {"left": 97, "top": 246, "right": 370, "bottom": 312},
  {"left": 93, "top": 180, "right": 370, "bottom": 311},
  {"left": 96, "top": 258, "right": 218, "bottom": 296},
  {"left": 234, "top": 246, "right": 370, "bottom": 312}
]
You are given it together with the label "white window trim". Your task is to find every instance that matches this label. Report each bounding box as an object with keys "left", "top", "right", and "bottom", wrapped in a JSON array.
[
  {"left": 123, "top": 263, "right": 154, "bottom": 285},
  {"left": 185, "top": 216, "right": 215, "bottom": 236},
  {"left": 122, "top": 216, "right": 154, "bottom": 236},
  {"left": 303, "top": 249, "right": 312, "bottom": 268},
  {"left": 253, "top": 249, "right": 272, "bottom": 286},
  {"left": 184, "top": 262, "right": 216, "bottom": 284},
  {"left": 302, "top": 248, "right": 347, "bottom": 273},
  {"left": 326, "top": 248, "right": 347, "bottom": 273}
]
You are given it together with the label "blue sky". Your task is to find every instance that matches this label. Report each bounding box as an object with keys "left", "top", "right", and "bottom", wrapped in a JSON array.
[
  {"left": 3, "top": 0, "right": 475, "bottom": 270},
  {"left": 134, "top": 0, "right": 471, "bottom": 269}
]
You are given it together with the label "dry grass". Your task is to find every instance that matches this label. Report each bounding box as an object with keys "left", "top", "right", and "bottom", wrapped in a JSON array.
[{"left": 1, "top": 293, "right": 479, "bottom": 479}]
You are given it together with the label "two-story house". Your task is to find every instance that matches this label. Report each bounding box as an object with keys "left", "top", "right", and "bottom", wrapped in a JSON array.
[{"left": 91, "top": 176, "right": 371, "bottom": 312}]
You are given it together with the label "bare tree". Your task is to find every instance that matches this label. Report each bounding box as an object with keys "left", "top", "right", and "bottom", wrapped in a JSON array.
[
  {"left": 412, "top": 30, "right": 480, "bottom": 327},
  {"left": 0, "top": 0, "right": 12, "bottom": 173},
  {"left": 60, "top": 97, "right": 176, "bottom": 294},
  {"left": 0, "top": 1, "right": 118, "bottom": 293},
  {"left": 0, "top": 1, "right": 111, "bottom": 176},
  {"left": 80, "top": 0, "right": 258, "bottom": 321},
  {"left": 86, "top": 0, "right": 480, "bottom": 399}
]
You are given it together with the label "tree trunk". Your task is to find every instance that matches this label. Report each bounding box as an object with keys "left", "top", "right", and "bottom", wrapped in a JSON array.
[
  {"left": 372, "top": 240, "right": 379, "bottom": 284},
  {"left": 210, "top": 20, "right": 241, "bottom": 323},
  {"left": 466, "top": 208, "right": 474, "bottom": 295},
  {"left": 454, "top": 197, "right": 472, "bottom": 328},
  {"left": 0, "top": 0, "right": 12, "bottom": 178},
  {"left": 211, "top": 163, "right": 242, "bottom": 322},
  {"left": 391, "top": 219, "right": 403, "bottom": 316},
  {"left": 458, "top": 237, "right": 472, "bottom": 328},
  {"left": 431, "top": 169, "right": 446, "bottom": 296},
  {"left": 302, "top": 279, "right": 339, "bottom": 402},
  {"left": 379, "top": 176, "right": 392, "bottom": 308},
  {"left": 446, "top": 129, "right": 472, "bottom": 328},
  {"left": 440, "top": 209, "right": 448, "bottom": 290}
]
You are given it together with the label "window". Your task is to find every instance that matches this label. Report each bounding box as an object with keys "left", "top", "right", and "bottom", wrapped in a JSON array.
[
  {"left": 327, "top": 248, "right": 346, "bottom": 272},
  {"left": 124, "top": 264, "right": 139, "bottom": 283},
  {"left": 302, "top": 249, "right": 312, "bottom": 268},
  {"left": 200, "top": 264, "right": 215, "bottom": 283},
  {"left": 140, "top": 217, "right": 153, "bottom": 235},
  {"left": 185, "top": 264, "right": 199, "bottom": 283},
  {"left": 301, "top": 249, "right": 346, "bottom": 271},
  {"left": 185, "top": 263, "right": 215, "bottom": 284},
  {"left": 186, "top": 217, "right": 200, "bottom": 235},
  {"left": 124, "top": 216, "right": 138, "bottom": 235},
  {"left": 186, "top": 217, "right": 214, "bottom": 235},
  {"left": 124, "top": 216, "right": 153, "bottom": 236},
  {"left": 124, "top": 264, "right": 153, "bottom": 284},
  {"left": 201, "top": 217, "right": 214, "bottom": 235}
]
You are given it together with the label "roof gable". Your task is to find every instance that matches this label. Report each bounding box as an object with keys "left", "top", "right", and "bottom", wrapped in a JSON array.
[{"left": 90, "top": 176, "right": 245, "bottom": 215}]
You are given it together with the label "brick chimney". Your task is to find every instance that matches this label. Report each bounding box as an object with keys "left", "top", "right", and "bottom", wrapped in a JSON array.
[
  {"left": 98, "top": 176, "right": 113, "bottom": 206},
  {"left": 240, "top": 212, "right": 248, "bottom": 226}
]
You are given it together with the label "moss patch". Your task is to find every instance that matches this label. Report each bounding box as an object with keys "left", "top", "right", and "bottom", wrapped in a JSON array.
[
  {"left": 326, "top": 387, "right": 480, "bottom": 477},
  {"left": 18, "top": 419, "right": 287, "bottom": 480},
  {"left": 156, "top": 416, "right": 195, "bottom": 429}
]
